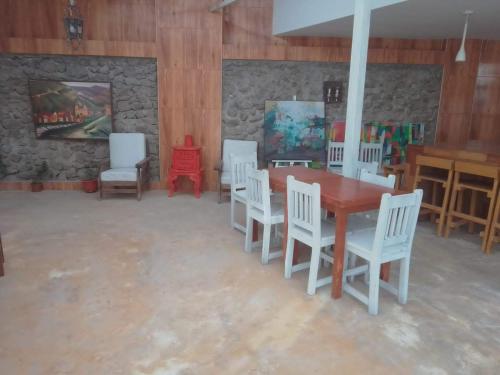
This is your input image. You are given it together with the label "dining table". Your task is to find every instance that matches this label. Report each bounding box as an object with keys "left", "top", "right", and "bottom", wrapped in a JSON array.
[{"left": 267, "top": 166, "right": 398, "bottom": 299}]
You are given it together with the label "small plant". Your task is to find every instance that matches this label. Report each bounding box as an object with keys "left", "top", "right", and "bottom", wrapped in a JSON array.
[
  {"left": 32, "top": 161, "right": 48, "bottom": 183},
  {"left": 0, "top": 155, "right": 7, "bottom": 179},
  {"left": 31, "top": 161, "right": 48, "bottom": 192},
  {"left": 82, "top": 166, "right": 98, "bottom": 181}
]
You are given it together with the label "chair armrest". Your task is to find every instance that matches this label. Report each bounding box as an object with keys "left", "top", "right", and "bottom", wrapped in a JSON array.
[
  {"left": 214, "top": 160, "right": 223, "bottom": 174},
  {"left": 98, "top": 160, "right": 110, "bottom": 175},
  {"left": 135, "top": 157, "right": 151, "bottom": 169}
]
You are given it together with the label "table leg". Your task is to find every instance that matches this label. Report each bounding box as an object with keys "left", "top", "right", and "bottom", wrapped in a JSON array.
[
  {"left": 252, "top": 219, "right": 259, "bottom": 242},
  {"left": 332, "top": 209, "right": 347, "bottom": 299},
  {"left": 380, "top": 263, "right": 391, "bottom": 281}
]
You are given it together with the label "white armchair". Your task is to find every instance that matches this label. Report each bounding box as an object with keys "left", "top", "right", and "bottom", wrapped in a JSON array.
[
  {"left": 99, "top": 133, "right": 150, "bottom": 201},
  {"left": 216, "top": 139, "right": 258, "bottom": 203}
]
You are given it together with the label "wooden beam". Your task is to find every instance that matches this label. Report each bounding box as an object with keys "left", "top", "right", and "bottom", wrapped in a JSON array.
[{"left": 209, "top": 0, "right": 241, "bottom": 12}]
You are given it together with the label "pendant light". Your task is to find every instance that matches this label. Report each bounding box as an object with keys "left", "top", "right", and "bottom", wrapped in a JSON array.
[{"left": 456, "top": 10, "right": 473, "bottom": 62}]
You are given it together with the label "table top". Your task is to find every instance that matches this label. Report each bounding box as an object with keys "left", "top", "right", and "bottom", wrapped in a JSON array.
[{"left": 268, "top": 166, "right": 397, "bottom": 212}]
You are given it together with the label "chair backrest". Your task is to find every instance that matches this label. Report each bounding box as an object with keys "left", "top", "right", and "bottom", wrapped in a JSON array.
[
  {"left": 359, "top": 142, "right": 383, "bottom": 168},
  {"left": 353, "top": 160, "right": 378, "bottom": 179},
  {"left": 246, "top": 167, "right": 272, "bottom": 218},
  {"left": 372, "top": 190, "right": 423, "bottom": 258},
  {"left": 230, "top": 152, "right": 257, "bottom": 192},
  {"left": 223, "top": 139, "right": 258, "bottom": 174},
  {"left": 360, "top": 169, "right": 396, "bottom": 189},
  {"left": 327, "top": 142, "right": 344, "bottom": 169},
  {"left": 109, "top": 133, "right": 146, "bottom": 169},
  {"left": 286, "top": 176, "right": 321, "bottom": 239}
]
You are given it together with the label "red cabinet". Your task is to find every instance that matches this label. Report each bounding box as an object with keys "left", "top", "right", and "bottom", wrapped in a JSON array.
[{"left": 168, "top": 138, "right": 203, "bottom": 198}]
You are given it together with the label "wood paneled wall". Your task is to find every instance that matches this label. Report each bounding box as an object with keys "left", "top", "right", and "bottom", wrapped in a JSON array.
[
  {"left": 436, "top": 40, "right": 500, "bottom": 145},
  {"left": 1, "top": 0, "right": 499, "bottom": 190}
]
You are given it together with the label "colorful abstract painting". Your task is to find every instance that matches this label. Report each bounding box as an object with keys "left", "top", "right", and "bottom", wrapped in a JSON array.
[
  {"left": 264, "top": 101, "right": 326, "bottom": 162},
  {"left": 29, "top": 80, "right": 113, "bottom": 140}
]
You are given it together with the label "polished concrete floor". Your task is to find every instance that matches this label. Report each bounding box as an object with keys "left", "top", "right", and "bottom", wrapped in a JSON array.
[{"left": 0, "top": 191, "right": 499, "bottom": 374}]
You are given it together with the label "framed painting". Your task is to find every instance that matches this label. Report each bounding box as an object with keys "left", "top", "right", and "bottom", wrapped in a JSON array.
[
  {"left": 264, "top": 100, "right": 326, "bottom": 162},
  {"left": 29, "top": 80, "right": 113, "bottom": 140}
]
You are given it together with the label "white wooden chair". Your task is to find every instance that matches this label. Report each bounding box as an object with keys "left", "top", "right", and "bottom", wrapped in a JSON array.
[
  {"left": 343, "top": 189, "right": 423, "bottom": 315},
  {"left": 217, "top": 139, "right": 257, "bottom": 203},
  {"left": 244, "top": 168, "right": 284, "bottom": 264},
  {"left": 360, "top": 169, "right": 395, "bottom": 188},
  {"left": 353, "top": 160, "right": 379, "bottom": 179},
  {"left": 327, "top": 141, "right": 344, "bottom": 173},
  {"left": 230, "top": 152, "right": 257, "bottom": 233},
  {"left": 359, "top": 142, "right": 384, "bottom": 170},
  {"left": 284, "top": 176, "right": 336, "bottom": 295},
  {"left": 348, "top": 169, "right": 397, "bottom": 277},
  {"left": 272, "top": 160, "right": 311, "bottom": 168}
]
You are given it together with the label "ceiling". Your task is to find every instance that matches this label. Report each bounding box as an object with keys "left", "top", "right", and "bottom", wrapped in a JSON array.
[{"left": 278, "top": 0, "right": 500, "bottom": 40}]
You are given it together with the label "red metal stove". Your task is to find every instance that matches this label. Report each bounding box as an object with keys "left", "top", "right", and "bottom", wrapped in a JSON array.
[{"left": 168, "top": 135, "right": 203, "bottom": 198}]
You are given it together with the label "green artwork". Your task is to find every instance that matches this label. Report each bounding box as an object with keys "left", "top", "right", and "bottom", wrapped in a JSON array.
[
  {"left": 264, "top": 100, "right": 326, "bottom": 162},
  {"left": 29, "top": 80, "right": 113, "bottom": 140}
]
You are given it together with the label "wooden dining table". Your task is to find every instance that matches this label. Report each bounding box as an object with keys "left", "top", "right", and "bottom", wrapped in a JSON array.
[{"left": 268, "top": 166, "right": 397, "bottom": 299}]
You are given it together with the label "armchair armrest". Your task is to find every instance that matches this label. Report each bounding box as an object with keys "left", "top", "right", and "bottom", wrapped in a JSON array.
[
  {"left": 214, "top": 160, "right": 223, "bottom": 174},
  {"left": 98, "top": 160, "right": 110, "bottom": 175},
  {"left": 135, "top": 157, "right": 151, "bottom": 169}
]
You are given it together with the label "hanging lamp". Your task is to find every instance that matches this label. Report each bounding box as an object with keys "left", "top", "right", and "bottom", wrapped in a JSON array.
[{"left": 455, "top": 10, "right": 473, "bottom": 62}]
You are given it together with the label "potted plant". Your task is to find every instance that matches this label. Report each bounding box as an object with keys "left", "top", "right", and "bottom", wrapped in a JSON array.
[
  {"left": 81, "top": 166, "right": 98, "bottom": 193},
  {"left": 31, "top": 161, "right": 48, "bottom": 192}
]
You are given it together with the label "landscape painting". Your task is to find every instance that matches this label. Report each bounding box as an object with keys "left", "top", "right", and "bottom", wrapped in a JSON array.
[
  {"left": 29, "top": 80, "right": 112, "bottom": 140},
  {"left": 264, "top": 100, "right": 326, "bottom": 162}
]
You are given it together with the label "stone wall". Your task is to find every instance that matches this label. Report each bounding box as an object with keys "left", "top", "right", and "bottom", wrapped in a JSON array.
[
  {"left": 222, "top": 60, "right": 442, "bottom": 160},
  {"left": 0, "top": 54, "right": 159, "bottom": 181}
]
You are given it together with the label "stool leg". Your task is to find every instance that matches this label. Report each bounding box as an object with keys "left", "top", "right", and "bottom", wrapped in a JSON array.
[
  {"left": 483, "top": 188, "right": 499, "bottom": 253},
  {"left": 486, "top": 196, "right": 500, "bottom": 254},
  {"left": 430, "top": 181, "right": 438, "bottom": 225},
  {"left": 444, "top": 184, "right": 458, "bottom": 238},
  {"left": 468, "top": 190, "right": 477, "bottom": 234}
]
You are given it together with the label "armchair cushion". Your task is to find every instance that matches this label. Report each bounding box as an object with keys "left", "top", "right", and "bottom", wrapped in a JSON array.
[
  {"left": 100, "top": 168, "right": 137, "bottom": 182},
  {"left": 110, "top": 133, "right": 146, "bottom": 169}
]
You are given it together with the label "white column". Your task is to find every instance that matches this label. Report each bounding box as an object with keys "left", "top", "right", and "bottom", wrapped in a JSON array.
[{"left": 342, "top": 0, "right": 372, "bottom": 178}]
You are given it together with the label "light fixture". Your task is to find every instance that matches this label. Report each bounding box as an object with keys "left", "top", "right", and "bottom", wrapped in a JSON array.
[
  {"left": 456, "top": 10, "right": 473, "bottom": 62},
  {"left": 64, "top": 0, "right": 84, "bottom": 50}
]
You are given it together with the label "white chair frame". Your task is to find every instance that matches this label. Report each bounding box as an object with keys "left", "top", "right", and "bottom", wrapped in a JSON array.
[
  {"left": 244, "top": 168, "right": 284, "bottom": 264},
  {"left": 284, "top": 176, "right": 336, "bottom": 295},
  {"left": 327, "top": 141, "right": 344, "bottom": 173},
  {"left": 343, "top": 190, "right": 423, "bottom": 315},
  {"left": 353, "top": 160, "right": 379, "bottom": 180},
  {"left": 230, "top": 152, "right": 257, "bottom": 234},
  {"left": 359, "top": 142, "right": 384, "bottom": 170}
]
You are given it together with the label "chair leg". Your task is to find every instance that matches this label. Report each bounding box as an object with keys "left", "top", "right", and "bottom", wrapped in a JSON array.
[
  {"left": 368, "top": 261, "right": 381, "bottom": 315},
  {"left": 137, "top": 180, "right": 142, "bottom": 201},
  {"left": 244, "top": 215, "right": 253, "bottom": 252},
  {"left": 230, "top": 196, "right": 235, "bottom": 229},
  {"left": 284, "top": 235, "right": 295, "bottom": 279},
  {"left": 307, "top": 244, "right": 322, "bottom": 295},
  {"left": 261, "top": 224, "right": 271, "bottom": 264},
  {"left": 398, "top": 257, "right": 410, "bottom": 304},
  {"left": 483, "top": 190, "right": 498, "bottom": 253},
  {"left": 98, "top": 180, "right": 103, "bottom": 200},
  {"left": 468, "top": 190, "right": 477, "bottom": 233}
]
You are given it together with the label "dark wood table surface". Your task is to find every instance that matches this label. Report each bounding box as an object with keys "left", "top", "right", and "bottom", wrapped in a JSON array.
[{"left": 268, "top": 166, "right": 397, "bottom": 299}]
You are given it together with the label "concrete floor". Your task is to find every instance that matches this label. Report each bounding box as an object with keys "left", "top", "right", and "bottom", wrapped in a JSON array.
[{"left": 0, "top": 191, "right": 499, "bottom": 374}]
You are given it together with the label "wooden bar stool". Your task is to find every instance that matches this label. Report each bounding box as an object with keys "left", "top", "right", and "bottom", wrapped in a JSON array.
[
  {"left": 413, "top": 155, "right": 454, "bottom": 236},
  {"left": 486, "top": 188, "right": 500, "bottom": 254},
  {"left": 383, "top": 163, "right": 408, "bottom": 190},
  {"left": 445, "top": 162, "right": 499, "bottom": 253}
]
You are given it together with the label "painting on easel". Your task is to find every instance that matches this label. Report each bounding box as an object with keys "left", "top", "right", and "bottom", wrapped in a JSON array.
[{"left": 264, "top": 100, "right": 326, "bottom": 162}]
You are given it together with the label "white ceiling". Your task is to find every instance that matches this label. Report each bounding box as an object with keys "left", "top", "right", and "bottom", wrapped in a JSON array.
[{"left": 278, "top": 0, "right": 500, "bottom": 40}]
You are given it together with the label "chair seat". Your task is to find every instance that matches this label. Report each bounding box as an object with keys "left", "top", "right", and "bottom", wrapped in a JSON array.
[
  {"left": 291, "top": 219, "right": 336, "bottom": 247},
  {"left": 346, "top": 228, "right": 407, "bottom": 262},
  {"left": 248, "top": 202, "right": 284, "bottom": 224},
  {"left": 221, "top": 171, "right": 231, "bottom": 185},
  {"left": 101, "top": 168, "right": 137, "bottom": 182}
]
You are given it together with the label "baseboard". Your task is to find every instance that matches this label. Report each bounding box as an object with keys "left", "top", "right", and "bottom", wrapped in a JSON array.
[{"left": 0, "top": 181, "right": 166, "bottom": 191}]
